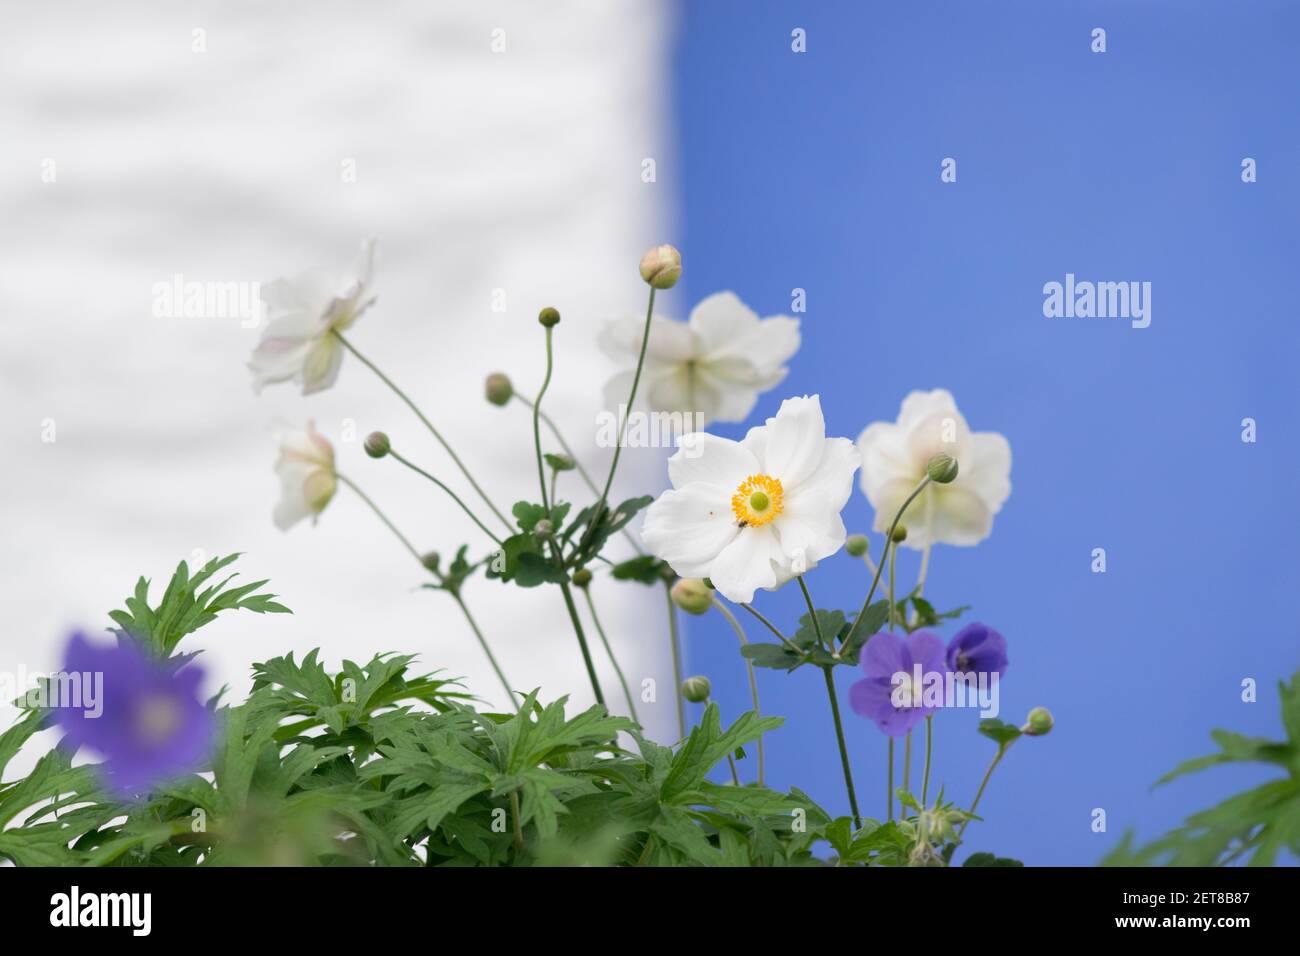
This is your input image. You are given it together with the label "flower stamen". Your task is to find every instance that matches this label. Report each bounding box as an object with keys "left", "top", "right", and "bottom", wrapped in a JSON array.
[{"left": 731, "top": 474, "right": 784, "bottom": 528}]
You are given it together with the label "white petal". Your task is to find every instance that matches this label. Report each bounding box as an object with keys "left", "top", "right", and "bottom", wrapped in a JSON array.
[
  {"left": 641, "top": 483, "right": 739, "bottom": 578},
  {"left": 746, "top": 394, "right": 826, "bottom": 488},
  {"left": 597, "top": 315, "right": 697, "bottom": 365},
  {"left": 668, "top": 433, "right": 760, "bottom": 491},
  {"left": 272, "top": 461, "right": 316, "bottom": 531},
  {"left": 347, "top": 238, "right": 377, "bottom": 291},
  {"left": 856, "top": 421, "right": 916, "bottom": 501},
  {"left": 929, "top": 484, "right": 994, "bottom": 546},
  {"left": 301, "top": 336, "right": 344, "bottom": 395},
  {"left": 645, "top": 365, "right": 721, "bottom": 423},
  {"left": 896, "top": 388, "right": 959, "bottom": 430},
  {"left": 688, "top": 292, "right": 759, "bottom": 351},
  {"left": 708, "top": 526, "right": 782, "bottom": 604},
  {"left": 248, "top": 336, "right": 313, "bottom": 392},
  {"left": 786, "top": 436, "right": 859, "bottom": 512},
  {"left": 960, "top": 431, "right": 1012, "bottom": 513}
]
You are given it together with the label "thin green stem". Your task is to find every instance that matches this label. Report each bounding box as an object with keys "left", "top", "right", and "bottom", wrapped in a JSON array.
[
  {"left": 580, "top": 586, "right": 639, "bottom": 723},
  {"left": 738, "top": 603, "right": 803, "bottom": 654},
  {"left": 711, "top": 597, "right": 764, "bottom": 785},
  {"left": 888, "top": 739, "right": 896, "bottom": 822},
  {"left": 385, "top": 449, "right": 503, "bottom": 547},
  {"left": 558, "top": 578, "right": 605, "bottom": 706},
  {"left": 888, "top": 539, "right": 898, "bottom": 632},
  {"left": 532, "top": 328, "right": 555, "bottom": 512},
  {"left": 922, "top": 715, "right": 934, "bottom": 806},
  {"left": 509, "top": 789, "right": 524, "bottom": 854},
  {"left": 334, "top": 330, "right": 513, "bottom": 532},
  {"left": 664, "top": 583, "right": 686, "bottom": 741},
  {"left": 797, "top": 576, "right": 825, "bottom": 647},
  {"left": 513, "top": 393, "right": 600, "bottom": 498},
  {"left": 580, "top": 286, "right": 656, "bottom": 556},
  {"left": 337, "top": 474, "right": 423, "bottom": 565},
  {"left": 822, "top": 665, "right": 862, "bottom": 829},
  {"left": 904, "top": 729, "right": 912, "bottom": 795},
  {"left": 957, "top": 744, "right": 1012, "bottom": 839},
  {"left": 452, "top": 593, "right": 517, "bottom": 712},
  {"left": 725, "top": 751, "right": 741, "bottom": 787},
  {"left": 841, "top": 476, "right": 932, "bottom": 653}
]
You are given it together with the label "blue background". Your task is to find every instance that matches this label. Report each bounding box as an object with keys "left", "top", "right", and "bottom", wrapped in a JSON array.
[{"left": 672, "top": 0, "right": 1299, "bottom": 864}]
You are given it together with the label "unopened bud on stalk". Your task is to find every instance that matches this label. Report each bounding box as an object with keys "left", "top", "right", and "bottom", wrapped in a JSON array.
[
  {"left": 364, "top": 432, "right": 390, "bottom": 459},
  {"left": 926, "top": 452, "right": 959, "bottom": 484},
  {"left": 681, "top": 675, "right": 711, "bottom": 703},
  {"left": 420, "top": 552, "right": 440, "bottom": 572},
  {"left": 1023, "top": 707, "right": 1054, "bottom": 736},
  {"left": 890, "top": 524, "right": 908, "bottom": 544},
  {"left": 670, "top": 578, "right": 712, "bottom": 616},
  {"left": 538, "top": 307, "right": 561, "bottom": 328},
  {"left": 572, "top": 568, "right": 593, "bottom": 588},
  {"left": 638, "top": 244, "right": 682, "bottom": 289},
  {"left": 845, "top": 534, "right": 869, "bottom": 557},
  {"left": 485, "top": 372, "right": 513, "bottom": 406}
]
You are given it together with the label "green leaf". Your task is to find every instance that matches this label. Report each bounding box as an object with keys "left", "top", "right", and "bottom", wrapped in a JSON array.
[
  {"left": 963, "top": 851, "right": 1024, "bottom": 867},
  {"left": 610, "top": 555, "right": 669, "bottom": 585},
  {"left": 978, "top": 718, "right": 1022, "bottom": 747},
  {"left": 543, "top": 454, "right": 575, "bottom": 472},
  {"left": 840, "top": 601, "right": 890, "bottom": 664}
]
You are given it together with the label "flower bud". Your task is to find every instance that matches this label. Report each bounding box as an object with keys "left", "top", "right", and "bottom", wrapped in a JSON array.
[
  {"left": 681, "top": 675, "right": 711, "bottom": 703},
  {"left": 1024, "top": 706, "right": 1054, "bottom": 736},
  {"left": 364, "top": 431, "right": 390, "bottom": 459},
  {"left": 890, "top": 523, "right": 908, "bottom": 543},
  {"left": 420, "top": 551, "right": 440, "bottom": 572},
  {"left": 547, "top": 453, "right": 576, "bottom": 472},
  {"left": 534, "top": 518, "right": 554, "bottom": 536},
  {"left": 670, "top": 578, "right": 712, "bottom": 616},
  {"left": 638, "top": 244, "right": 682, "bottom": 289},
  {"left": 538, "top": 307, "right": 561, "bottom": 328},
  {"left": 485, "top": 372, "right": 513, "bottom": 407},
  {"left": 572, "top": 568, "right": 593, "bottom": 588},
  {"left": 845, "top": 534, "right": 869, "bottom": 558},
  {"left": 926, "top": 452, "right": 959, "bottom": 484}
]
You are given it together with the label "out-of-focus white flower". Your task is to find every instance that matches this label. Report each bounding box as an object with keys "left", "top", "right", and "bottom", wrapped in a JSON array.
[
  {"left": 641, "top": 395, "right": 858, "bottom": 604},
  {"left": 856, "top": 389, "right": 1011, "bottom": 549},
  {"left": 273, "top": 422, "right": 337, "bottom": 530},
  {"left": 249, "top": 239, "right": 377, "bottom": 395},
  {"left": 598, "top": 292, "right": 799, "bottom": 428}
]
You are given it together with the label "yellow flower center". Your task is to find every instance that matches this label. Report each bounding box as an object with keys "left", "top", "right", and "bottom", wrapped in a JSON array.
[{"left": 730, "top": 474, "right": 785, "bottom": 528}]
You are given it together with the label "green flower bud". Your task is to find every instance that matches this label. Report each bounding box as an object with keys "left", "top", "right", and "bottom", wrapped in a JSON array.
[
  {"left": 845, "top": 534, "right": 869, "bottom": 558},
  {"left": 1024, "top": 706, "right": 1054, "bottom": 736},
  {"left": 364, "top": 431, "right": 390, "bottom": 459},
  {"left": 890, "top": 523, "right": 908, "bottom": 543},
  {"left": 538, "top": 307, "right": 561, "bottom": 328},
  {"left": 670, "top": 578, "right": 712, "bottom": 616},
  {"left": 420, "top": 551, "right": 440, "bottom": 572},
  {"left": 638, "top": 244, "right": 682, "bottom": 289},
  {"left": 485, "top": 372, "right": 513, "bottom": 406},
  {"left": 572, "top": 568, "right": 593, "bottom": 588},
  {"left": 926, "top": 452, "right": 959, "bottom": 484},
  {"left": 681, "top": 675, "right": 711, "bottom": 703}
]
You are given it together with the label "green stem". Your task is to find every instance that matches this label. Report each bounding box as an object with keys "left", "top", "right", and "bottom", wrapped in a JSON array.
[
  {"left": 559, "top": 578, "right": 605, "bottom": 706},
  {"left": 337, "top": 474, "right": 424, "bottom": 565},
  {"left": 840, "top": 476, "right": 932, "bottom": 653},
  {"left": 385, "top": 449, "right": 503, "bottom": 547},
  {"left": 452, "top": 592, "right": 517, "bottom": 712},
  {"left": 580, "top": 586, "right": 639, "bottom": 722},
  {"left": 509, "top": 789, "right": 524, "bottom": 855},
  {"left": 738, "top": 603, "right": 803, "bottom": 654},
  {"left": 711, "top": 597, "right": 765, "bottom": 785},
  {"left": 887, "top": 739, "right": 896, "bottom": 823},
  {"left": 922, "top": 715, "right": 934, "bottom": 806},
  {"left": 664, "top": 583, "right": 686, "bottom": 741},
  {"left": 822, "top": 665, "right": 862, "bottom": 829},
  {"left": 797, "top": 576, "right": 825, "bottom": 646},
  {"left": 904, "top": 729, "right": 912, "bottom": 796},
  {"left": 725, "top": 750, "right": 741, "bottom": 787},
  {"left": 957, "top": 744, "right": 1011, "bottom": 840},
  {"left": 513, "top": 393, "right": 600, "bottom": 498},
  {"left": 532, "top": 327, "right": 555, "bottom": 512},
  {"left": 334, "top": 330, "right": 512, "bottom": 532},
  {"left": 580, "top": 286, "right": 656, "bottom": 557}
]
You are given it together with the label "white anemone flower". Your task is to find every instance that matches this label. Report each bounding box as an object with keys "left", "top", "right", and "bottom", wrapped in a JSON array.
[
  {"left": 273, "top": 422, "right": 337, "bottom": 531},
  {"left": 856, "top": 389, "right": 1011, "bottom": 549},
  {"left": 598, "top": 292, "right": 799, "bottom": 428},
  {"left": 249, "top": 239, "right": 377, "bottom": 395},
  {"left": 641, "top": 395, "right": 859, "bottom": 604}
]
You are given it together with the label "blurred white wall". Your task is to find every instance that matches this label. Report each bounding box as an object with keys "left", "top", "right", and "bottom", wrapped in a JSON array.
[{"left": 0, "top": 0, "right": 681, "bottom": 776}]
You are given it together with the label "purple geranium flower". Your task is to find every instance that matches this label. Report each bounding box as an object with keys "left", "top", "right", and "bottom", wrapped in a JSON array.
[
  {"left": 52, "top": 632, "right": 215, "bottom": 798},
  {"left": 848, "top": 630, "right": 947, "bottom": 737},
  {"left": 945, "top": 622, "right": 1008, "bottom": 679}
]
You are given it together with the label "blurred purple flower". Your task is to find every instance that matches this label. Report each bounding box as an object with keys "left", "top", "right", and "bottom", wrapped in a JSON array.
[
  {"left": 848, "top": 630, "right": 946, "bottom": 737},
  {"left": 946, "top": 622, "right": 1008, "bottom": 679},
  {"left": 52, "top": 633, "right": 215, "bottom": 798}
]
